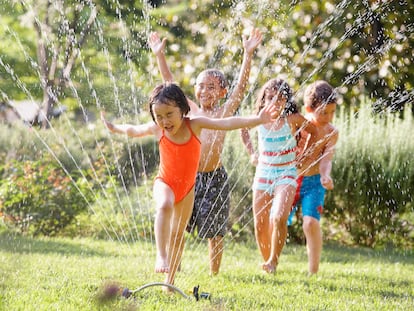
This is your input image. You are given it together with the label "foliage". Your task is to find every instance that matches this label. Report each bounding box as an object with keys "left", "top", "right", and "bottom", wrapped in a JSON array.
[
  {"left": 0, "top": 232, "right": 413, "bottom": 310},
  {"left": 222, "top": 130, "right": 255, "bottom": 239},
  {"left": 325, "top": 103, "right": 414, "bottom": 247},
  {"left": 0, "top": 157, "right": 96, "bottom": 235},
  {"left": 63, "top": 186, "right": 155, "bottom": 243},
  {"left": 2, "top": 0, "right": 412, "bottom": 118},
  {"left": 144, "top": 0, "right": 413, "bottom": 113}
]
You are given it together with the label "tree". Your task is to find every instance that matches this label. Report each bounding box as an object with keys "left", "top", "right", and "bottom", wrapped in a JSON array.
[
  {"left": 11, "top": 0, "right": 97, "bottom": 128},
  {"left": 145, "top": 0, "right": 413, "bottom": 113}
]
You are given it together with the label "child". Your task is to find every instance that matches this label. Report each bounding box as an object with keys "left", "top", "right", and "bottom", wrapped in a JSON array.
[
  {"left": 149, "top": 28, "right": 262, "bottom": 275},
  {"left": 241, "top": 78, "right": 317, "bottom": 273},
  {"left": 101, "top": 83, "right": 277, "bottom": 288},
  {"left": 288, "top": 80, "right": 339, "bottom": 275}
]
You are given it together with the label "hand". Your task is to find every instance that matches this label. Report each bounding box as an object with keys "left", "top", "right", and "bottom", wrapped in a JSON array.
[
  {"left": 148, "top": 32, "right": 167, "bottom": 56},
  {"left": 258, "top": 103, "right": 281, "bottom": 123},
  {"left": 250, "top": 153, "right": 258, "bottom": 166},
  {"left": 243, "top": 28, "right": 262, "bottom": 55},
  {"left": 321, "top": 175, "right": 334, "bottom": 190},
  {"left": 100, "top": 111, "right": 115, "bottom": 132}
]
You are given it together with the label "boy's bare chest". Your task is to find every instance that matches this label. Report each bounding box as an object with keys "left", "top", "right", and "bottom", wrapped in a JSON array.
[{"left": 200, "top": 129, "right": 226, "bottom": 145}]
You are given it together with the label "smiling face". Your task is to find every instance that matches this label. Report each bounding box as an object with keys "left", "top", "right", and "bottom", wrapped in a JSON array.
[
  {"left": 255, "top": 78, "right": 295, "bottom": 116},
  {"left": 194, "top": 71, "right": 227, "bottom": 110}
]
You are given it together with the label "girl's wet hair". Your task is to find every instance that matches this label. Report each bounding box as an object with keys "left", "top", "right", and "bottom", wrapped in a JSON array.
[
  {"left": 255, "top": 78, "right": 298, "bottom": 115},
  {"left": 304, "top": 80, "right": 337, "bottom": 109},
  {"left": 149, "top": 83, "right": 190, "bottom": 121}
]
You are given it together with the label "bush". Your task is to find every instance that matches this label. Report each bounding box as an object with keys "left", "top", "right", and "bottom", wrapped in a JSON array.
[
  {"left": 0, "top": 157, "right": 96, "bottom": 235},
  {"left": 325, "top": 103, "right": 414, "bottom": 248}
]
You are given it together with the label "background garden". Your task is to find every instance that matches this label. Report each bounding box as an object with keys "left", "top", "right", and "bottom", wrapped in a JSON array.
[{"left": 0, "top": 0, "right": 413, "bottom": 309}]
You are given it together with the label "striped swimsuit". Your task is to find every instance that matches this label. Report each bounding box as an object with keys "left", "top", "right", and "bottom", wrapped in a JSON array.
[{"left": 252, "top": 118, "right": 298, "bottom": 194}]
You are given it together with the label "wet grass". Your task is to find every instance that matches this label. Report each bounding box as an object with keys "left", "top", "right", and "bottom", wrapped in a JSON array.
[{"left": 0, "top": 230, "right": 413, "bottom": 310}]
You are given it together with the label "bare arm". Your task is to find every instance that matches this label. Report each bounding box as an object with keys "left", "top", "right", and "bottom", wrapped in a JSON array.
[
  {"left": 222, "top": 28, "right": 262, "bottom": 116},
  {"left": 193, "top": 103, "right": 277, "bottom": 131},
  {"left": 148, "top": 32, "right": 173, "bottom": 82},
  {"left": 101, "top": 111, "right": 158, "bottom": 138},
  {"left": 319, "top": 130, "right": 339, "bottom": 190},
  {"left": 148, "top": 32, "right": 199, "bottom": 114},
  {"left": 240, "top": 128, "right": 258, "bottom": 165}
]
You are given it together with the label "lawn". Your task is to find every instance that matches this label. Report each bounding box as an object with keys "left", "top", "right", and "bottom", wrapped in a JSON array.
[{"left": 0, "top": 230, "right": 413, "bottom": 310}]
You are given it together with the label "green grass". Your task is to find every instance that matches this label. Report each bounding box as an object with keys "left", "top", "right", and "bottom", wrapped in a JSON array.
[{"left": 1, "top": 230, "right": 413, "bottom": 311}]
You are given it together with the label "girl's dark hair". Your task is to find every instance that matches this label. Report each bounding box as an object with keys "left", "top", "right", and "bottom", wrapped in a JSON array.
[
  {"left": 149, "top": 83, "right": 190, "bottom": 121},
  {"left": 255, "top": 78, "right": 298, "bottom": 116}
]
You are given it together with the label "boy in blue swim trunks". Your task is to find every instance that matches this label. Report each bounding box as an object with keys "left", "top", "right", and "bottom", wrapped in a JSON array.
[{"left": 288, "top": 80, "right": 339, "bottom": 275}]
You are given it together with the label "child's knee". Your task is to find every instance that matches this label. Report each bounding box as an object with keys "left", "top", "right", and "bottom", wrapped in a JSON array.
[{"left": 302, "top": 216, "right": 320, "bottom": 233}]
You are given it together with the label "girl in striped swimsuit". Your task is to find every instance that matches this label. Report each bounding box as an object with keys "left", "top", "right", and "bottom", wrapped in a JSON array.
[{"left": 241, "top": 78, "right": 317, "bottom": 273}]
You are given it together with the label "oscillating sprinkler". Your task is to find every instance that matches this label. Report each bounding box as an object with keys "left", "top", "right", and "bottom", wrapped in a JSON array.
[
  {"left": 120, "top": 282, "right": 211, "bottom": 301},
  {"left": 100, "top": 281, "right": 211, "bottom": 301}
]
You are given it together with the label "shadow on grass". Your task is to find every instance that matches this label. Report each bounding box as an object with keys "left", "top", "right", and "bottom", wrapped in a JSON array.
[{"left": 0, "top": 230, "right": 112, "bottom": 257}]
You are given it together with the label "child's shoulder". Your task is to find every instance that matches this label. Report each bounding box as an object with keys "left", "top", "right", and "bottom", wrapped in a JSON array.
[
  {"left": 325, "top": 123, "right": 338, "bottom": 135},
  {"left": 322, "top": 123, "right": 339, "bottom": 145}
]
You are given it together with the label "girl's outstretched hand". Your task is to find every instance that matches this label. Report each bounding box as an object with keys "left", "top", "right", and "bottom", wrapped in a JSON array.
[
  {"left": 148, "top": 32, "right": 167, "bottom": 56},
  {"left": 258, "top": 103, "right": 280, "bottom": 123}
]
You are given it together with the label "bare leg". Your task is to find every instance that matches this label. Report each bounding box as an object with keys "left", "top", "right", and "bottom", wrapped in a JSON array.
[
  {"left": 303, "top": 216, "right": 322, "bottom": 275},
  {"left": 209, "top": 235, "right": 224, "bottom": 275},
  {"left": 153, "top": 180, "right": 175, "bottom": 273},
  {"left": 263, "top": 184, "right": 296, "bottom": 273},
  {"left": 253, "top": 190, "right": 272, "bottom": 262},
  {"left": 164, "top": 187, "right": 195, "bottom": 287}
]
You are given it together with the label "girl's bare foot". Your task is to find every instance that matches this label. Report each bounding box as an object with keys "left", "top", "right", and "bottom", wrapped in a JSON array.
[
  {"left": 155, "top": 256, "right": 169, "bottom": 273},
  {"left": 162, "top": 285, "right": 174, "bottom": 295}
]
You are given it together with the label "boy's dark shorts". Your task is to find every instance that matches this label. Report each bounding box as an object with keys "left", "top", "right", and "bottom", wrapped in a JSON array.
[{"left": 186, "top": 166, "right": 230, "bottom": 239}]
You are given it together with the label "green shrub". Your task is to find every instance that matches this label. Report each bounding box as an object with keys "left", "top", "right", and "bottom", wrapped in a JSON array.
[
  {"left": 0, "top": 156, "right": 96, "bottom": 235},
  {"left": 325, "top": 103, "right": 414, "bottom": 248}
]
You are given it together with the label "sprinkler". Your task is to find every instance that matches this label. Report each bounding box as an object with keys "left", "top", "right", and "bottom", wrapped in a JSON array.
[{"left": 120, "top": 282, "right": 211, "bottom": 301}]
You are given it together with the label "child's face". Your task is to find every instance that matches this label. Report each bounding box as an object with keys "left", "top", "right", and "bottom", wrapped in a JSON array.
[
  {"left": 312, "top": 102, "right": 336, "bottom": 125},
  {"left": 152, "top": 101, "right": 183, "bottom": 134},
  {"left": 264, "top": 89, "right": 287, "bottom": 114},
  {"left": 194, "top": 74, "right": 226, "bottom": 109}
]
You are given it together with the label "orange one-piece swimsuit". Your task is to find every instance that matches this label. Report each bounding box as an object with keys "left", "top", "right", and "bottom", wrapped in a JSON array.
[{"left": 156, "top": 119, "right": 201, "bottom": 203}]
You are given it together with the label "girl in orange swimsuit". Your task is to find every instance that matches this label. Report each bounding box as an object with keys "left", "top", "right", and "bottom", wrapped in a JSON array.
[{"left": 102, "top": 82, "right": 278, "bottom": 290}]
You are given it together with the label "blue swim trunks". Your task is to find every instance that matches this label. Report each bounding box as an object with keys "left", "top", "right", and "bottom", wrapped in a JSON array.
[{"left": 288, "top": 174, "right": 326, "bottom": 225}]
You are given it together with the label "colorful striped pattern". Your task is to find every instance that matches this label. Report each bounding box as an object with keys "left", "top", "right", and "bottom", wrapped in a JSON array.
[{"left": 257, "top": 121, "right": 297, "bottom": 166}]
